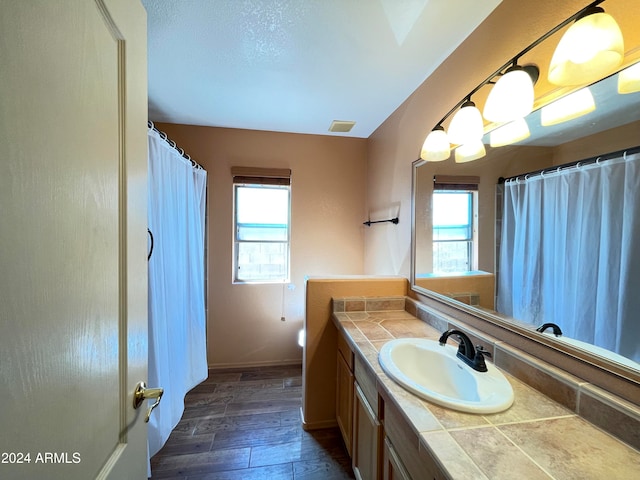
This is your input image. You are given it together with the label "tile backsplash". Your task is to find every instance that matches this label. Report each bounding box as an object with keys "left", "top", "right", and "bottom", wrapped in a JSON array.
[{"left": 332, "top": 296, "right": 405, "bottom": 313}]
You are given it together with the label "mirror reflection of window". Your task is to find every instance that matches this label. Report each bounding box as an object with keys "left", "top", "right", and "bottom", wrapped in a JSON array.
[{"left": 432, "top": 190, "right": 476, "bottom": 273}]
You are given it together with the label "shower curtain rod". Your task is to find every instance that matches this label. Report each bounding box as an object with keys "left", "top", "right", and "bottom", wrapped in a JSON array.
[
  {"left": 148, "top": 120, "right": 204, "bottom": 170},
  {"left": 499, "top": 145, "right": 640, "bottom": 184}
]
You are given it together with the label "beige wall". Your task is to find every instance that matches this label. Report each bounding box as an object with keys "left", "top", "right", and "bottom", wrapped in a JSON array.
[
  {"left": 155, "top": 123, "right": 367, "bottom": 367},
  {"left": 303, "top": 277, "right": 407, "bottom": 429},
  {"left": 415, "top": 273, "right": 495, "bottom": 310},
  {"left": 365, "top": 0, "right": 640, "bottom": 277},
  {"left": 552, "top": 119, "right": 640, "bottom": 166}
]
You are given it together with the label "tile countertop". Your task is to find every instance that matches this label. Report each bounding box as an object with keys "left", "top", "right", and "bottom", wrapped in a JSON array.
[{"left": 332, "top": 308, "right": 640, "bottom": 480}]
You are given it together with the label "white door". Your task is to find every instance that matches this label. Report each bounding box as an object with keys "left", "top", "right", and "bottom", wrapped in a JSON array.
[{"left": 0, "top": 0, "right": 149, "bottom": 478}]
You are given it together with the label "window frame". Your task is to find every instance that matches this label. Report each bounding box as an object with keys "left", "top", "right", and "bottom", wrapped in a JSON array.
[
  {"left": 232, "top": 176, "right": 291, "bottom": 284},
  {"left": 431, "top": 185, "right": 478, "bottom": 274}
]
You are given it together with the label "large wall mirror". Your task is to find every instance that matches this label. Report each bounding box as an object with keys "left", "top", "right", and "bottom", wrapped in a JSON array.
[{"left": 411, "top": 0, "right": 640, "bottom": 382}]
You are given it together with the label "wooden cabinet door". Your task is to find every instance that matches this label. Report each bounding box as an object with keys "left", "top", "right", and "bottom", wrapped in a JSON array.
[
  {"left": 336, "top": 350, "right": 354, "bottom": 456},
  {"left": 353, "top": 383, "right": 381, "bottom": 480},
  {"left": 383, "top": 437, "right": 412, "bottom": 480}
]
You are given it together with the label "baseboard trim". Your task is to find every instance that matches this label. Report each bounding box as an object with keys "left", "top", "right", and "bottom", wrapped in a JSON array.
[
  {"left": 300, "top": 407, "right": 338, "bottom": 431},
  {"left": 208, "top": 359, "right": 302, "bottom": 370}
]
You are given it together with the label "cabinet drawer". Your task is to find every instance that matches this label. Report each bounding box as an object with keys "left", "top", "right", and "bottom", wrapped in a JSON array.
[
  {"left": 384, "top": 398, "right": 446, "bottom": 480},
  {"left": 338, "top": 331, "right": 354, "bottom": 370},
  {"left": 383, "top": 437, "right": 411, "bottom": 480},
  {"left": 354, "top": 355, "right": 378, "bottom": 414}
]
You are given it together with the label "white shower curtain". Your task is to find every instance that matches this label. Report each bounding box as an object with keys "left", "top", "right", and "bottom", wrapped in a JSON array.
[
  {"left": 497, "top": 150, "right": 640, "bottom": 363},
  {"left": 147, "top": 128, "right": 208, "bottom": 463}
]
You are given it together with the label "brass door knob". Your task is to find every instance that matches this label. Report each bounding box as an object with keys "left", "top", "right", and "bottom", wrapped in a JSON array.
[{"left": 133, "top": 381, "right": 164, "bottom": 423}]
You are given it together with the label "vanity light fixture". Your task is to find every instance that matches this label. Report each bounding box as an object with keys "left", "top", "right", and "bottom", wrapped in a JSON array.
[
  {"left": 447, "top": 98, "right": 484, "bottom": 145},
  {"left": 548, "top": 5, "right": 624, "bottom": 86},
  {"left": 489, "top": 117, "right": 530, "bottom": 147},
  {"left": 420, "top": 126, "right": 450, "bottom": 162},
  {"left": 618, "top": 61, "right": 640, "bottom": 94},
  {"left": 455, "top": 140, "right": 486, "bottom": 163},
  {"left": 541, "top": 87, "right": 596, "bottom": 126},
  {"left": 418, "top": 1, "right": 623, "bottom": 162},
  {"left": 483, "top": 64, "right": 540, "bottom": 123}
]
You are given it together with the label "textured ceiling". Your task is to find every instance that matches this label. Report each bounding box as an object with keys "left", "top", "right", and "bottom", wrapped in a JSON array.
[{"left": 143, "top": 0, "right": 502, "bottom": 138}]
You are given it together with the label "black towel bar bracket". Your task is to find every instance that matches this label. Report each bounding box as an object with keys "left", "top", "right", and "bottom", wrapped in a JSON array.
[{"left": 363, "top": 217, "right": 399, "bottom": 227}]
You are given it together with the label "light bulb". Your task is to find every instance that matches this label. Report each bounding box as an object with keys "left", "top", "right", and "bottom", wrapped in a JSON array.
[
  {"left": 541, "top": 87, "right": 595, "bottom": 126},
  {"left": 420, "top": 127, "right": 450, "bottom": 162},
  {"left": 455, "top": 140, "right": 486, "bottom": 163},
  {"left": 618, "top": 62, "right": 640, "bottom": 94},
  {"left": 489, "top": 118, "right": 530, "bottom": 147},
  {"left": 448, "top": 101, "right": 484, "bottom": 145},
  {"left": 483, "top": 66, "right": 536, "bottom": 123},
  {"left": 548, "top": 8, "right": 623, "bottom": 86}
]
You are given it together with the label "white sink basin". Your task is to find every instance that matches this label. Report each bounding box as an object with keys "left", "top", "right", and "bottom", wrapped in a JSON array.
[{"left": 379, "top": 338, "right": 514, "bottom": 414}]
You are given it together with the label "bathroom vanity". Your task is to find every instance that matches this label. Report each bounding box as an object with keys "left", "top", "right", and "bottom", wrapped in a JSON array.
[{"left": 330, "top": 295, "right": 640, "bottom": 480}]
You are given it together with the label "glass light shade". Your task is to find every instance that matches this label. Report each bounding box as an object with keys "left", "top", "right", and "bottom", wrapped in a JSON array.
[
  {"left": 447, "top": 101, "right": 484, "bottom": 145},
  {"left": 454, "top": 140, "right": 486, "bottom": 163},
  {"left": 483, "top": 68, "right": 535, "bottom": 123},
  {"left": 420, "top": 128, "right": 450, "bottom": 162},
  {"left": 618, "top": 62, "right": 640, "bottom": 94},
  {"left": 548, "top": 10, "right": 624, "bottom": 86},
  {"left": 489, "top": 117, "right": 530, "bottom": 147},
  {"left": 541, "top": 87, "right": 595, "bottom": 126}
]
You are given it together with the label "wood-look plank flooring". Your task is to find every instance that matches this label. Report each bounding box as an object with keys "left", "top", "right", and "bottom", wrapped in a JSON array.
[{"left": 150, "top": 364, "right": 355, "bottom": 480}]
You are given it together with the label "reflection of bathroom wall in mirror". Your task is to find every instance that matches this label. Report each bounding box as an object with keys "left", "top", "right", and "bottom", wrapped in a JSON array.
[{"left": 411, "top": 7, "right": 640, "bottom": 373}]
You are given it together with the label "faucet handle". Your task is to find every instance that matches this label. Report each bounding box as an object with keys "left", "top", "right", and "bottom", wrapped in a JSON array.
[
  {"left": 475, "top": 345, "right": 492, "bottom": 358},
  {"left": 473, "top": 345, "right": 491, "bottom": 372}
]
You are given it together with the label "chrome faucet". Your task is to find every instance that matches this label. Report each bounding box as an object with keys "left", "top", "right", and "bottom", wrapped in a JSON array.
[
  {"left": 535, "top": 322, "right": 563, "bottom": 336},
  {"left": 438, "top": 329, "right": 491, "bottom": 372}
]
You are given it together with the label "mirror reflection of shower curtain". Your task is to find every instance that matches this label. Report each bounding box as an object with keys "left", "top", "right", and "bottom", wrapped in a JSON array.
[
  {"left": 497, "top": 150, "right": 640, "bottom": 363},
  {"left": 147, "top": 128, "right": 208, "bottom": 465}
]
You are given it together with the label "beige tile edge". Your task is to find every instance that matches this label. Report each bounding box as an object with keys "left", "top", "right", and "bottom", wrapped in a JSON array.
[
  {"left": 420, "top": 430, "right": 490, "bottom": 480},
  {"left": 580, "top": 383, "right": 640, "bottom": 419},
  {"left": 578, "top": 383, "right": 640, "bottom": 451},
  {"left": 495, "top": 342, "right": 585, "bottom": 387}
]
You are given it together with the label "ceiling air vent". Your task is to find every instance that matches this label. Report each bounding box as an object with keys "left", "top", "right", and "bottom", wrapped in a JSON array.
[{"left": 329, "top": 120, "right": 356, "bottom": 133}]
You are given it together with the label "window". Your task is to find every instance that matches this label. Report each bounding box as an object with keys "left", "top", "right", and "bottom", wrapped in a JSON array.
[
  {"left": 432, "top": 175, "right": 478, "bottom": 274},
  {"left": 232, "top": 168, "right": 291, "bottom": 283}
]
